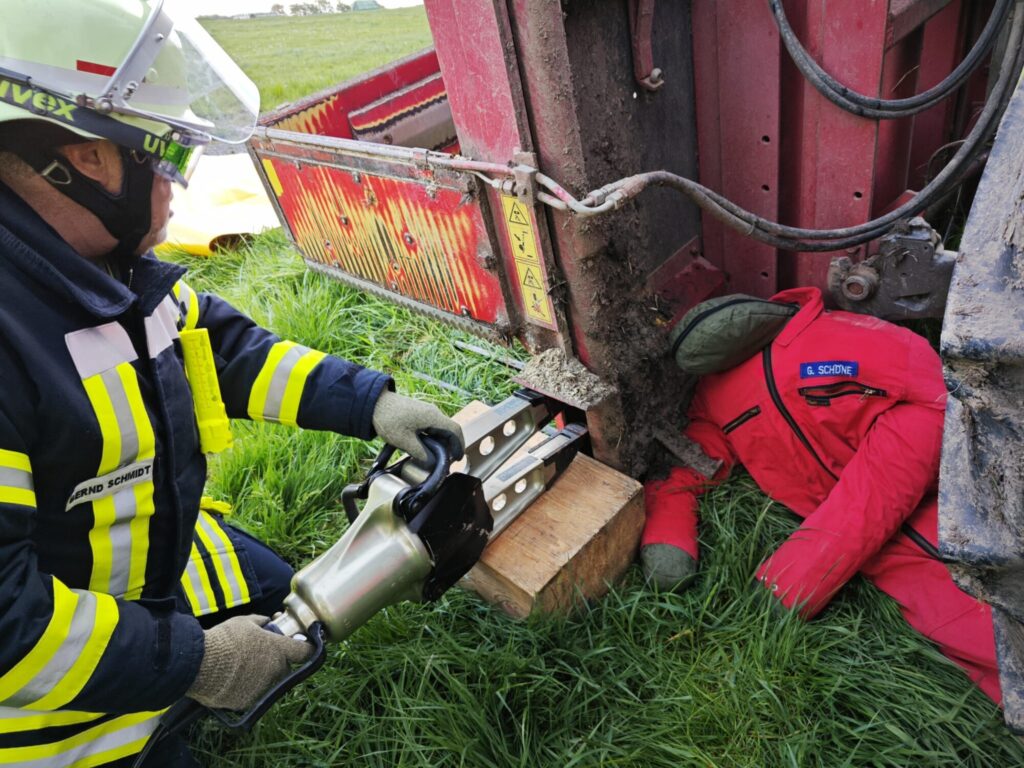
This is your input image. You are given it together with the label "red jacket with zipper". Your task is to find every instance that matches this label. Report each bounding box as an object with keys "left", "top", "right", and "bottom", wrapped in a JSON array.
[{"left": 645, "top": 287, "right": 999, "bottom": 702}]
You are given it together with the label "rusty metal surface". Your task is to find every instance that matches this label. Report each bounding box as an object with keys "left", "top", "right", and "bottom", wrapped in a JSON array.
[
  {"left": 253, "top": 135, "right": 510, "bottom": 329},
  {"left": 939, "top": 75, "right": 1024, "bottom": 733},
  {"left": 627, "top": 0, "right": 664, "bottom": 91}
]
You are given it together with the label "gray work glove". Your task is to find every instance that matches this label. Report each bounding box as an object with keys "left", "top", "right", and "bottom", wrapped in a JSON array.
[
  {"left": 186, "top": 615, "right": 313, "bottom": 711},
  {"left": 371, "top": 390, "right": 465, "bottom": 462}
]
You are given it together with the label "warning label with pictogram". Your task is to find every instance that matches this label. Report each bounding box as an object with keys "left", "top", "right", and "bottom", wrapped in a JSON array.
[
  {"left": 514, "top": 262, "right": 553, "bottom": 324},
  {"left": 501, "top": 195, "right": 556, "bottom": 328},
  {"left": 507, "top": 201, "right": 531, "bottom": 227}
]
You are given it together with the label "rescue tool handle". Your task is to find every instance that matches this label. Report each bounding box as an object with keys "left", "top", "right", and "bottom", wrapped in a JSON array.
[
  {"left": 131, "top": 623, "right": 327, "bottom": 766},
  {"left": 342, "top": 436, "right": 452, "bottom": 523},
  {"left": 210, "top": 621, "right": 329, "bottom": 733}
]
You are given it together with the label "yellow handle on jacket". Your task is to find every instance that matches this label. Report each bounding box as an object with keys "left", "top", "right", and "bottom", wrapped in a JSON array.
[{"left": 180, "top": 328, "right": 233, "bottom": 454}]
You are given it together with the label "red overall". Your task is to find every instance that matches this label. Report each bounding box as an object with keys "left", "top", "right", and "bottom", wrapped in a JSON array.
[{"left": 644, "top": 287, "right": 1000, "bottom": 702}]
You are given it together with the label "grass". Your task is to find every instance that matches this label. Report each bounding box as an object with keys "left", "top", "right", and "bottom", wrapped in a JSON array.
[
  {"left": 174, "top": 13, "right": 1024, "bottom": 768},
  {"left": 202, "top": 9, "right": 434, "bottom": 110}
]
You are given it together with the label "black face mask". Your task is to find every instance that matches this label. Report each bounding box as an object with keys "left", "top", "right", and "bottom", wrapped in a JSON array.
[{"left": 0, "top": 121, "right": 154, "bottom": 263}]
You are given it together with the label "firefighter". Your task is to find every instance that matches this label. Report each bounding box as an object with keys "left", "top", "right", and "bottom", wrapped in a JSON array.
[
  {"left": 0, "top": 1, "right": 463, "bottom": 765},
  {"left": 641, "top": 286, "right": 1001, "bottom": 704}
]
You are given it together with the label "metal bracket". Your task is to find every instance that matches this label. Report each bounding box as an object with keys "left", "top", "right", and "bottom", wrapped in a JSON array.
[
  {"left": 627, "top": 0, "right": 664, "bottom": 92},
  {"left": 512, "top": 150, "right": 539, "bottom": 207},
  {"left": 828, "top": 217, "right": 957, "bottom": 320}
]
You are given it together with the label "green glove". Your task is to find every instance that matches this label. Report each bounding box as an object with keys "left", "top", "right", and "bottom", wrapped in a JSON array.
[
  {"left": 186, "top": 615, "right": 313, "bottom": 711},
  {"left": 371, "top": 390, "right": 465, "bottom": 463}
]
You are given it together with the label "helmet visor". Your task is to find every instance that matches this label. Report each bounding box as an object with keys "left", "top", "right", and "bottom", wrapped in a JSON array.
[
  {"left": 158, "top": 6, "right": 260, "bottom": 144},
  {"left": 103, "top": 1, "right": 260, "bottom": 145}
]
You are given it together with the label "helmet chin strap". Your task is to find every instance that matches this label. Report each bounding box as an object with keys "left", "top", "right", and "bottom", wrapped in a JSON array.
[{"left": 4, "top": 132, "right": 154, "bottom": 263}]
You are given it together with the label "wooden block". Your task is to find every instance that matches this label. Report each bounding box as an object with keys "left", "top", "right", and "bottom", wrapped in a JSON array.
[{"left": 455, "top": 402, "right": 645, "bottom": 618}]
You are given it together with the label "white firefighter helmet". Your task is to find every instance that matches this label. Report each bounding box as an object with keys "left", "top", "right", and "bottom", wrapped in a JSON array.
[{"left": 0, "top": 0, "right": 260, "bottom": 185}]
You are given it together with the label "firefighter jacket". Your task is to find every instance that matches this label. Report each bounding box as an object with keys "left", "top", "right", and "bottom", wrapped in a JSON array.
[
  {"left": 644, "top": 286, "right": 1000, "bottom": 701},
  {"left": 0, "top": 181, "right": 391, "bottom": 764}
]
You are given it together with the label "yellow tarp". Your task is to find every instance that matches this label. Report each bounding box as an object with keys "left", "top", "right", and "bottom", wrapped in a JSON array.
[{"left": 155, "top": 153, "right": 280, "bottom": 257}]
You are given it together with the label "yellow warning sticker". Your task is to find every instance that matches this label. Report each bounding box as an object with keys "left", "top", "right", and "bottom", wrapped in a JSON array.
[
  {"left": 514, "top": 262, "right": 553, "bottom": 324},
  {"left": 262, "top": 159, "right": 284, "bottom": 197},
  {"left": 501, "top": 195, "right": 555, "bottom": 327}
]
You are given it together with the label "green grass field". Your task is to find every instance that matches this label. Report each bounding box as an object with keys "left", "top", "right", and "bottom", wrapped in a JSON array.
[
  {"left": 203, "top": 8, "right": 433, "bottom": 109},
  {"left": 180, "top": 11, "right": 1024, "bottom": 767}
]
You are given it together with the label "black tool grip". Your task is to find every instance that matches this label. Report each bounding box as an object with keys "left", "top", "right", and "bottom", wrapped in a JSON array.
[{"left": 210, "top": 621, "right": 328, "bottom": 733}]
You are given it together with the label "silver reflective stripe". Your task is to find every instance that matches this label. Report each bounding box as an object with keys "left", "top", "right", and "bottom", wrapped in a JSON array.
[
  {"left": 145, "top": 296, "right": 180, "bottom": 359},
  {"left": 8, "top": 711, "right": 162, "bottom": 768},
  {"left": 263, "top": 344, "right": 307, "bottom": 422},
  {"left": 65, "top": 323, "right": 137, "bottom": 379},
  {"left": 0, "top": 466, "right": 31, "bottom": 491},
  {"left": 195, "top": 513, "right": 244, "bottom": 603},
  {"left": 182, "top": 557, "right": 213, "bottom": 615},
  {"left": 1, "top": 593, "right": 97, "bottom": 708},
  {"left": 99, "top": 368, "right": 140, "bottom": 466},
  {"left": 108, "top": 490, "right": 138, "bottom": 598}
]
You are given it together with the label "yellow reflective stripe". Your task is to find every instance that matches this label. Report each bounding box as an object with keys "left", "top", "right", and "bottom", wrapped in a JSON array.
[
  {"left": 0, "top": 709, "right": 103, "bottom": 734},
  {"left": 82, "top": 376, "right": 121, "bottom": 475},
  {"left": 0, "top": 487, "right": 34, "bottom": 507},
  {"left": 117, "top": 366, "right": 155, "bottom": 460},
  {"left": 179, "top": 543, "right": 208, "bottom": 616},
  {"left": 87, "top": 497, "right": 116, "bottom": 593},
  {"left": 194, "top": 513, "right": 250, "bottom": 607},
  {"left": 181, "top": 540, "right": 217, "bottom": 618},
  {"left": 123, "top": 482, "right": 155, "bottom": 601},
  {"left": 189, "top": 541, "right": 218, "bottom": 609},
  {"left": 0, "top": 449, "right": 30, "bottom": 472},
  {"left": 279, "top": 349, "right": 326, "bottom": 427},
  {"left": 29, "top": 594, "right": 118, "bottom": 711},
  {"left": 119, "top": 366, "right": 155, "bottom": 599},
  {"left": 0, "top": 710, "right": 159, "bottom": 764},
  {"left": 247, "top": 341, "right": 296, "bottom": 421},
  {"left": 0, "top": 581, "right": 75, "bottom": 703},
  {"left": 209, "top": 520, "right": 250, "bottom": 607},
  {"left": 193, "top": 521, "right": 237, "bottom": 606}
]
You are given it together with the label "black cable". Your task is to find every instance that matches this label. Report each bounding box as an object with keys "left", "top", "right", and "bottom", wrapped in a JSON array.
[
  {"left": 596, "top": 4, "right": 1024, "bottom": 252},
  {"left": 769, "top": 0, "right": 1013, "bottom": 120}
]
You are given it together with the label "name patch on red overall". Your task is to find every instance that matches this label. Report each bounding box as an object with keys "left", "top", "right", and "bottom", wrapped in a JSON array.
[{"left": 800, "top": 361, "right": 859, "bottom": 378}]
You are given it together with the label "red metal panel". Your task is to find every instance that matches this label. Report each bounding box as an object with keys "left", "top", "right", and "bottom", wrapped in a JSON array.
[
  {"left": 261, "top": 49, "right": 442, "bottom": 138},
  {"left": 424, "top": 0, "right": 569, "bottom": 351},
  {"left": 872, "top": 28, "right": 921, "bottom": 214},
  {"left": 256, "top": 143, "right": 506, "bottom": 328},
  {"left": 909, "top": 0, "right": 967, "bottom": 189},
  {"left": 887, "top": 0, "right": 954, "bottom": 46},
  {"left": 423, "top": 1, "right": 530, "bottom": 160},
  {"left": 692, "top": 0, "right": 780, "bottom": 297},
  {"left": 785, "top": 0, "right": 888, "bottom": 290}
]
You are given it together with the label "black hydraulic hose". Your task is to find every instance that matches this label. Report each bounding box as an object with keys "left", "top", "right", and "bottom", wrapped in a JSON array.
[
  {"left": 594, "top": 4, "right": 1024, "bottom": 252},
  {"left": 769, "top": 0, "right": 1013, "bottom": 119}
]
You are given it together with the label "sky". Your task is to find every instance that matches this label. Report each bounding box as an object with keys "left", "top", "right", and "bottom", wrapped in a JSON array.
[{"left": 182, "top": 0, "right": 422, "bottom": 15}]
